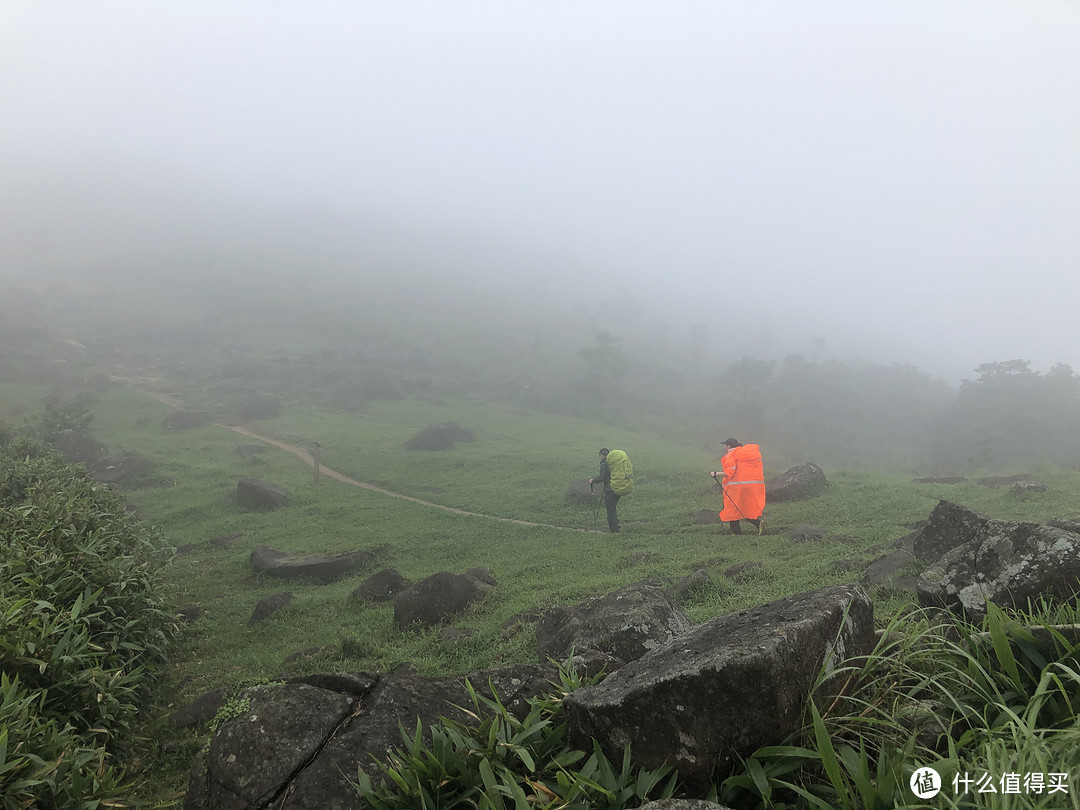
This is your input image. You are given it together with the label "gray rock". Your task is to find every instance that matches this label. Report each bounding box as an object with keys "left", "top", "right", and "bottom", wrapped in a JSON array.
[
  {"left": 765, "top": 463, "right": 826, "bottom": 502},
  {"left": 248, "top": 592, "right": 294, "bottom": 627},
  {"left": 723, "top": 561, "right": 762, "bottom": 579},
  {"left": 1009, "top": 481, "right": 1047, "bottom": 495},
  {"left": 250, "top": 546, "right": 376, "bottom": 584},
  {"left": 563, "top": 584, "right": 875, "bottom": 788},
  {"left": 393, "top": 571, "right": 495, "bottom": 628},
  {"left": 170, "top": 687, "right": 226, "bottom": 729},
  {"left": 188, "top": 682, "right": 353, "bottom": 810},
  {"left": 236, "top": 477, "right": 289, "bottom": 510},
  {"left": 350, "top": 568, "right": 410, "bottom": 602},
  {"left": 275, "top": 664, "right": 554, "bottom": 810},
  {"left": 536, "top": 579, "right": 693, "bottom": 666},
  {"left": 913, "top": 500, "right": 989, "bottom": 565},
  {"left": 917, "top": 520, "right": 1080, "bottom": 618}
]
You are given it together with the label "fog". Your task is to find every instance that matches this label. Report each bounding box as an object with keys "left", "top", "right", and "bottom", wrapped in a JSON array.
[{"left": 2, "top": 1, "right": 1079, "bottom": 381}]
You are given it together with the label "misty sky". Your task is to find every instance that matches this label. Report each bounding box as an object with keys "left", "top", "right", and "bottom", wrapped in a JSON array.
[{"left": 2, "top": 2, "right": 1078, "bottom": 380}]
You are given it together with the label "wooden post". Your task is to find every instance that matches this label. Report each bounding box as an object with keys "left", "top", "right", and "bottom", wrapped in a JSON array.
[{"left": 312, "top": 442, "right": 321, "bottom": 485}]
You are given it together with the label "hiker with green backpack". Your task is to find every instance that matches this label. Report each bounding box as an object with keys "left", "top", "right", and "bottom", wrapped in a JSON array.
[{"left": 589, "top": 448, "right": 633, "bottom": 533}]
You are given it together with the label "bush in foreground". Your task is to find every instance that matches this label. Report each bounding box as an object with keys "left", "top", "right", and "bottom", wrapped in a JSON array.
[{"left": 0, "top": 427, "right": 178, "bottom": 808}]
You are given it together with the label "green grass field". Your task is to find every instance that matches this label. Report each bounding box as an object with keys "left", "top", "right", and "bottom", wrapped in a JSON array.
[{"left": 5, "top": 381, "right": 1080, "bottom": 803}]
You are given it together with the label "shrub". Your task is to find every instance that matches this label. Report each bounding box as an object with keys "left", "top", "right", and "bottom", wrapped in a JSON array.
[
  {"left": 354, "top": 664, "right": 678, "bottom": 809},
  {"left": 0, "top": 426, "right": 178, "bottom": 808}
]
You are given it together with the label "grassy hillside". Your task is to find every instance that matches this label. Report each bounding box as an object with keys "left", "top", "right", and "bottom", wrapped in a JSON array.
[{"left": 5, "top": 378, "right": 1080, "bottom": 803}]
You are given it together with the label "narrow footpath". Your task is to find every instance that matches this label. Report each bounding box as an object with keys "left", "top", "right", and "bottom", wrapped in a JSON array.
[{"left": 122, "top": 379, "right": 599, "bottom": 534}]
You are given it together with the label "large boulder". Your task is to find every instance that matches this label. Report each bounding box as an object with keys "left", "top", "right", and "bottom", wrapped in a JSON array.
[
  {"left": 536, "top": 579, "right": 694, "bottom": 666},
  {"left": 765, "top": 463, "right": 826, "bottom": 503},
  {"left": 185, "top": 682, "right": 355, "bottom": 810},
  {"left": 236, "top": 477, "right": 289, "bottom": 510},
  {"left": 249, "top": 545, "right": 377, "bottom": 583},
  {"left": 186, "top": 664, "right": 558, "bottom": 810},
  {"left": 916, "top": 520, "right": 1080, "bottom": 618},
  {"left": 562, "top": 584, "right": 875, "bottom": 788},
  {"left": 393, "top": 571, "right": 495, "bottom": 628},
  {"left": 912, "top": 500, "right": 989, "bottom": 565}
]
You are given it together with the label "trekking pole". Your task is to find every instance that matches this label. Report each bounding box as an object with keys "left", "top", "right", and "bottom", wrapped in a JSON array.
[{"left": 710, "top": 472, "right": 748, "bottom": 520}]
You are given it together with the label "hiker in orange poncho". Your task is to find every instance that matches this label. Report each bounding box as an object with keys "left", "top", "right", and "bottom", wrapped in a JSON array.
[{"left": 710, "top": 437, "right": 765, "bottom": 535}]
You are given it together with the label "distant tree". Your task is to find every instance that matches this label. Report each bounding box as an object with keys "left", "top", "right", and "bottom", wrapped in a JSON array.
[{"left": 937, "top": 359, "right": 1080, "bottom": 467}]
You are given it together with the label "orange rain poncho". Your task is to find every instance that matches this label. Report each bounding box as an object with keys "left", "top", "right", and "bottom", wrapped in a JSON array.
[{"left": 718, "top": 443, "right": 766, "bottom": 522}]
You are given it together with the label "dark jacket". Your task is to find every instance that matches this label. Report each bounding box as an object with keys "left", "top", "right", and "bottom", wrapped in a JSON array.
[{"left": 594, "top": 458, "right": 612, "bottom": 492}]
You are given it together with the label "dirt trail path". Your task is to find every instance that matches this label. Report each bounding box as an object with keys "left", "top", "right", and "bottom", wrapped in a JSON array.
[{"left": 121, "top": 378, "right": 598, "bottom": 533}]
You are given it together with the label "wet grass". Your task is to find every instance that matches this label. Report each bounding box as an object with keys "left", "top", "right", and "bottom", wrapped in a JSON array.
[{"left": 6, "top": 383, "right": 1080, "bottom": 803}]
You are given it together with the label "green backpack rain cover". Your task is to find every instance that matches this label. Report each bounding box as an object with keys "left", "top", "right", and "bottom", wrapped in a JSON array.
[{"left": 606, "top": 449, "right": 634, "bottom": 496}]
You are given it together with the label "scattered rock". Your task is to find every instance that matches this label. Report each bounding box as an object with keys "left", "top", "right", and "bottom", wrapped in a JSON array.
[
  {"left": 1010, "top": 481, "right": 1047, "bottom": 495},
  {"left": 403, "top": 421, "right": 477, "bottom": 451},
  {"left": 765, "top": 463, "right": 827, "bottom": 502},
  {"left": 723, "top": 561, "right": 763, "bottom": 579},
  {"left": 394, "top": 571, "right": 495, "bottom": 629},
  {"left": 236, "top": 477, "right": 289, "bottom": 510},
  {"left": 563, "top": 584, "right": 875, "bottom": 788},
  {"left": 178, "top": 604, "right": 203, "bottom": 624},
  {"left": 170, "top": 686, "right": 226, "bottom": 729},
  {"left": 536, "top": 579, "right": 693, "bottom": 666},
  {"left": 188, "top": 682, "right": 354, "bottom": 809},
  {"left": 235, "top": 443, "right": 271, "bottom": 460},
  {"left": 917, "top": 520, "right": 1080, "bottom": 619},
  {"left": 249, "top": 592, "right": 295, "bottom": 627},
  {"left": 912, "top": 500, "right": 989, "bottom": 565},
  {"left": 209, "top": 531, "right": 244, "bottom": 550},
  {"left": 350, "top": 568, "right": 410, "bottom": 603},
  {"left": 439, "top": 627, "right": 477, "bottom": 645},
  {"left": 913, "top": 476, "right": 968, "bottom": 484},
  {"left": 466, "top": 566, "right": 498, "bottom": 586},
  {"left": 251, "top": 545, "right": 377, "bottom": 584},
  {"left": 162, "top": 410, "right": 209, "bottom": 430}
]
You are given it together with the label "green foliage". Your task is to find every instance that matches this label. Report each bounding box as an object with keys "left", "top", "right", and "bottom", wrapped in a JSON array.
[
  {"left": 354, "top": 664, "right": 677, "bottom": 809},
  {"left": 0, "top": 425, "right": 178, "bottom": 808},
  {"left": 719, "top": 602, "right": 1080, "bottom": 809},
  {"left": 25, "top": 397, "right": 95, "bottom": 444}
]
